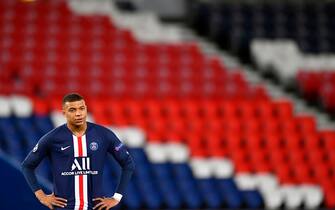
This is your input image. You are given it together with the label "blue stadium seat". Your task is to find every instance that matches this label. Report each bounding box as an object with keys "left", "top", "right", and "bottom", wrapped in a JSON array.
[
  {"left": 152, "top": 164, "right": 184, "bottom": 208},
  {"left": 197, "top": 179, "right": 223, "bottom": 208},
  {"left": 157, "top": 180, "right": 183, "bottom": 209},
  {"left": 133, "top": 164, "right": 152, "bottom": 181},
  {"left": 176, "top": 178, "right": 202, "bottom": 208},
  {"left": 216, "top": 178, "right": 243, "bottom": 208},
  {"left": 129, "top": 148, "right": 148, "bottom": 164},
  {"left": 34, "top": 115, "right": 54, "bottom": 136},
  {"left": 0, "top": 117, "right": 25, "bottom": 160},
  {"left": 241, "top": 190, "right": 263, "bottom": 208},
  {"left": 16, "top": 117, "right": 40, "bottom": 150},
  {"left": 126, "top": 149, "right": 164, "bottom": 208},
  {"left": 172, "top": 163, "right": 193, "bottom": 179},
  {"left": 123, "top": 180, "right": 142, "bottom": 209},
  {"left": 172, "top": 164, "right": 203, "bottom": 208},
  {"left": 137, "top": 180, "right": 163, "bottom": 209}
]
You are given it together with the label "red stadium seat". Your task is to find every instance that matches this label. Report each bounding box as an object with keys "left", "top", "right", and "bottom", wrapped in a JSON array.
[
  {"left": 291, "top": 164, "right": 314, "bottom": 184},
  {"left": 325, "top": 190, "right": 335, "bottom": 208},
  {"left": 263, "top": 130, "right": 282, "bottom": 147},
  {"left": 282, "top": 133, "right": 302, "bottom": 151},
  {"left": 295, "top": 115, "right": 317, "bottom": 133},
  {"left": 32, "top": 97, "right": 50, "bottom": 115},
  {"left": 206, "top": 134, "right": 226, "bottom": 157},
  {"left": 238, "top": 101, "right": 256, "bottom": 119},
  {"left": 274, "top": 100, "right": 294, "bottom": 119},
  {"left": 297, "top": 71, "right": 322, "bottom": 101},
  {"left": 244, "top": 132, "right": 263, "bottom": 150},
  {"left": 267, "top": 148, "right": 287, "bottom": 166},
  {"left": 273, "top": 163, "right": 295, "bottom": 184},
  {"left": 306, "top": 149, "right": 325, "bottom": 165}
]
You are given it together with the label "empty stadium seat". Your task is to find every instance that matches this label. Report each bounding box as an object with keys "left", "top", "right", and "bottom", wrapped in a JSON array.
[{"left": 0, "top": 0, "right": 334, "bottom": 209}]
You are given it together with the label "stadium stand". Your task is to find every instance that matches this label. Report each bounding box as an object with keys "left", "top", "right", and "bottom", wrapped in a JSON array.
[
  {"left": 0, "top": 0, "right": 335, "bottom": 209},
  {"left": 187, "top": 1, "right": 335, "bottom": 59},
  {"left": 251, "top": 40, "right": 335, "bottom": 116},
  {"left": 187, "top": 0, "right": 335, "bottom": 117}
]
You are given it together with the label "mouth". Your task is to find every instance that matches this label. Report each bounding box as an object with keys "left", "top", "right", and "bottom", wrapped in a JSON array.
[{"left": 75, "top": 119, "right": 84, "bottom": 123}]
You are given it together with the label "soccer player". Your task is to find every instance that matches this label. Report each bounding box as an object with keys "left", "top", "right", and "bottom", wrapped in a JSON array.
[{"left": 21, "top": 93, "right": 135, "bottom": 210}]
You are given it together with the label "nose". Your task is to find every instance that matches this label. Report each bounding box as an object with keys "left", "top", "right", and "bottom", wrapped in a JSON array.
[{"left": 75, "top": 110, "right": 82, "bottom": 116}]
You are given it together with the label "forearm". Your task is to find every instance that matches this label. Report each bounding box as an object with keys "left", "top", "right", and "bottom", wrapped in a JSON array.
[
  {"left": 115, "top": 156, "right": 135, "bottom": 195},
  {"left": 109, "top": 136, "right": 135, "bottom": 197},
  {"left": 115, "top": 168, "right": 134, "bottom": 195},
  {"left": 21, "top": 162, "right": 41, "bottom": 193}
]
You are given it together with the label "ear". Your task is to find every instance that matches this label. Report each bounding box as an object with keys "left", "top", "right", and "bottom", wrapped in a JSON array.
[{"left": 62, "top": 103, "right": 67, "bottom": 115}]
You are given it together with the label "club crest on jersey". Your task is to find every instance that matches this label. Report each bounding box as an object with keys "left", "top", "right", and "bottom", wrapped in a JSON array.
[
  {"left": 33, "top": 143, "right": 39, "bottom": 152},
  {"left": 90, "top": 142, "right": 98, "bottom": 151}
]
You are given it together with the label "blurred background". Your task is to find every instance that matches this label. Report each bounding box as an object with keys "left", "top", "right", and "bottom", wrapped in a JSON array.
[{"left": 0, "top": 0, "right": 335, "bottom": 209}]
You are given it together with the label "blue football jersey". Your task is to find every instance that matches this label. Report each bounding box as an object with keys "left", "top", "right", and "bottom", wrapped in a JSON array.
[{"left": 22, "top": 122, "right": 134, "bottom": 210}]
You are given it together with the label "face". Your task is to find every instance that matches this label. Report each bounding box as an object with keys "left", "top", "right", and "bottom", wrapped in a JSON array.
[{"left": 63, "top": 100, "right": 87, "bottom": 127}]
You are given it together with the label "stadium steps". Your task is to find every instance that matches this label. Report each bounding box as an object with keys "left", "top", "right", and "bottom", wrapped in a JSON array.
[{"left": 67, "top": 0, "right": 186, "bottom": 43}]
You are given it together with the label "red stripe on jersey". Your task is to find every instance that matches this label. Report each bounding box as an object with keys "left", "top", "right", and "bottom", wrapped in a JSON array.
[
  {"left": 78, "top": 136, "right": 83, "bottom": 157},
  {"left": 79, "top": 175, "right": 84, "bottom": 210},
  {"left": 77, "top": 136, "right": 84, "bottom": 210}
]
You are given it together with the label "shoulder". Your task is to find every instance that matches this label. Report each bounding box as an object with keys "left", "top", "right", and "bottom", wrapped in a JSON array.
[
  {"left": 40, "top": 124, "right": 68, "bottom": 142},
  {"left": 88, "top": 122, "right": 119, "bottom": 140},
  {"left": 88, "top": 122, "right": 113, "bottom": 133}
]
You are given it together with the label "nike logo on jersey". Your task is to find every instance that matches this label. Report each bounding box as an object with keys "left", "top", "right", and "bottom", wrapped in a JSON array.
[{"left": 61, "top": 146, "right": 71, "bottom": 151}]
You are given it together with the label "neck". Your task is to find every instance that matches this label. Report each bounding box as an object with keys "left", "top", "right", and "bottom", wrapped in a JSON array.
[{"left": 67, "top": 122, "right": 87, "bottom": 136}]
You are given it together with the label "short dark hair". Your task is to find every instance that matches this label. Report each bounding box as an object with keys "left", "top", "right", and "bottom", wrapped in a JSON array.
[{"left": 62, "top": 93, "right": 84, "bottom": 106}]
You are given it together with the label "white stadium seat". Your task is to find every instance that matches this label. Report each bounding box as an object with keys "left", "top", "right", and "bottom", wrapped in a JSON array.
[
  {"left": 10, "top": 95, "right": 33, "bottom": 117},
  {"left": 50, "top": 111, "right": 66, "bottom": 127},
  {"left": 262, "top": 188, "right": 283, "bottom": 209},
  {"left": 235, "top": 173, "right": 258, "bottom": 190},
  {"left": 255, "top": 173, "right": 279, "bottom": 193},
  {"left": 251, "top": 39, "right": 335, "bottom": 84},
  {"left": 190, "top": 158, "right": 213, "bottom": 178},
  {"left": 300, "top": 185, "right": 323, "bottom": 209},
  {"left": 280, "top": 185, "right": 303, "bottom": 209},
  {"left": 0, "top": 96, "right": 11, "bottom": 117},
  {"left": 145, "top": 143, "right": 169, "bottom": 163},
  {"left": 122, "top": 127, "right": 146, "bottom": 147},
  {"left": 211, "top": 158, "right": 234, "bottom": 178},
  {"left": 166, "top": 143, "right": 189, "bottom": 163}
]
